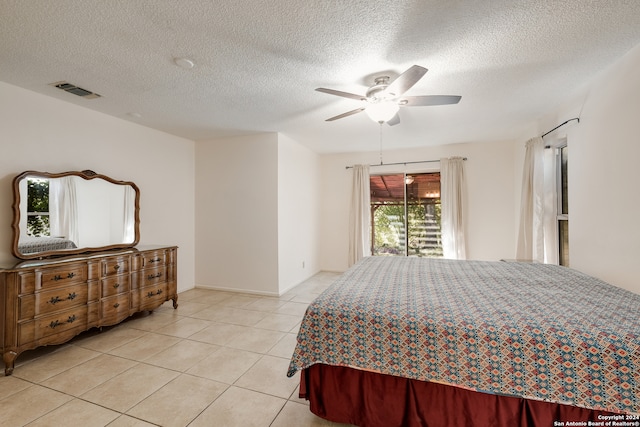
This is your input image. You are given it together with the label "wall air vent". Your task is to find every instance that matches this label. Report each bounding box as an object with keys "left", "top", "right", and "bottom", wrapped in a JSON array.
[{"left": 49, "top": 81, "right": 101, "bottom": 99}]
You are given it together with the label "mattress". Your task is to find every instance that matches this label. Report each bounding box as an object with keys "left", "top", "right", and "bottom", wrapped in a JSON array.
[{"left": 287, "top": 257, "right": 640, "bottom": 414}]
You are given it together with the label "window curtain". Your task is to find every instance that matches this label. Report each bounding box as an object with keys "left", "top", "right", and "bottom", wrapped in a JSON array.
[
  {"left": 440, "top": 157, "right": 467, "bottom": 260},
  {"left": 516, "top": 137, "right": 545, "bottom": 262},
  {"left": 123, "top": 185, "right": 135, "bottom": 243},
  {"left": 542, "top": 147, "right": 558, "bottom": 264},
  {"left": 49, "top": 176, "right": 79, "bottom": 245},
  {"left": 348, "top": 165, "right": 371, "bottom": 266}
]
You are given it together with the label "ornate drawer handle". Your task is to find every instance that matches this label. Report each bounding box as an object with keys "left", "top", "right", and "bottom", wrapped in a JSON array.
[
  {"left": 48, "top": 317, "right": 75, "bottom": 328},
  {"left": 48, "top": 296, "right": 62, "bottom": 305},
  {"left": 150, "top": 258, "right": 161, "bottom": 263},
  {"left": 113, "top": 302, "right": 120, "bottom": 308},
  {"left": 147, "top": 272, "right": 162, "bottom": 280},
  {"left": 113, "top": 283, "right": 120, "bottom": 289},
  {"left": 51, "top": 272, "right": 75, "bottom": 281},
  {"left": 146, "top": 289, "right": 163, "bottom": 298},
  {"left": 114, "top": 264, "right": 120, "bottom": 271},
  {"left": 67, "top": 292, "right": 77, "bottom": 300}
]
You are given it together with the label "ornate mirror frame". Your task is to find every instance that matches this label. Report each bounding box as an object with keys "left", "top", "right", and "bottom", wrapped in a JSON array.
[{"left": 11, "top": 170, "right": 140, "bottom": 259}]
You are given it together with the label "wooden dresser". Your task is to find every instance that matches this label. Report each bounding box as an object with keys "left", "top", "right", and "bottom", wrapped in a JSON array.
[{"left": 0, "top": 245, "right": 178, "bottom": 375}]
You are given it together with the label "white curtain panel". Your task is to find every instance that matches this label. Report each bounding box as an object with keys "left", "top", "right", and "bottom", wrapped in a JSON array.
[
  {"left": 542, "top": 147, "right": 558, "bottom": 264},
  {"left": 48, "top": 179, "right": 61, "bottom": 237},
  {"left": 123, "top": 185, "right": 135, "bottom": 243},
  {"left": 516, "top": 136, "right": 545, "bottom": 262},
  {"left": 348, "top": 164, "right": 371, "bottom": 266},
  {"left": 440, "top": 157, "right": 467, "bottom": 260},
  {"left": 49, "top": 176, "right": 79, "bottom": 245}
]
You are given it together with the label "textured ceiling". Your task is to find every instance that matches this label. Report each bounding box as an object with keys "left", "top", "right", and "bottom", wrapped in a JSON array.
[{"left": 2, "top": 0, "right": 640, "bottom": 153}]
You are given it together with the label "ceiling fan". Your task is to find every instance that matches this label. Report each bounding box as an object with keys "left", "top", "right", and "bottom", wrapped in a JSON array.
[{"left": 316, "top": 65, "right": 461, "bottom": 125}]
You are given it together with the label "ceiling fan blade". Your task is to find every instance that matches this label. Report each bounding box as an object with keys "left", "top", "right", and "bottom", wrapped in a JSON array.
[
  {"left": 316, "top": 88, "right": 366, "bottom": 101},
  {"left": 325, "top": 107, "right": 366, "bottom": 121},
  {"left": 386, "top": 114, "right": 400, "bottom": 126},
  {"left": 401, "top": 95, "right": 461, "bottom": 106},
  {"left": 384, "top": 65, "right": 428, "bottom": 97}
]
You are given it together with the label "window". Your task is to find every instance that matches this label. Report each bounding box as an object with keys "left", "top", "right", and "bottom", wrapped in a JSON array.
[
  {"left": 557, "top": 145, "right": 569, "bottom": 266},
  {"left": 26, "top": 178, "right": 50, "bottom": 236},
  {"left": 370, "top": 172, "right": 442, "bottom": 257}
]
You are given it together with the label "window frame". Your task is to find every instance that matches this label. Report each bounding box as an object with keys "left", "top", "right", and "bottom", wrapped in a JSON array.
[
  {"left": 555, "top": 143, "right": 569, "bottom": 266},
  {"left": 369, "top": 171, "right": 442, "bottom": 258}
]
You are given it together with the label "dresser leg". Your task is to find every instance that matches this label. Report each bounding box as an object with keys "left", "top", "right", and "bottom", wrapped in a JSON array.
[
  {"left": 172, "top": 296, "right": 179, "bottom": 309},
  {"left": 3, "top": 351, "right": 17, "bottom": 376}
]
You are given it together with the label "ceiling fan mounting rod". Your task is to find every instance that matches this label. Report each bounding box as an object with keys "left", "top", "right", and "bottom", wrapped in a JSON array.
[
  {"left": 367, "top": 76, "right": 392, "bottom": 101},
  {"left": 373, "top": 76, "right": 390, "bottom": 85}
]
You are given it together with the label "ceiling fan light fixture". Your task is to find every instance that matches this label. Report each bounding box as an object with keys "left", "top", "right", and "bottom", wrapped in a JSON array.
[{"left": 365, "top": 100, "right": 399, "bottom": 123}]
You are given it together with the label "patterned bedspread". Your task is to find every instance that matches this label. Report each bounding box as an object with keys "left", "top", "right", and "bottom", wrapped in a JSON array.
[
  {"left": 18, "top": 236, "right": 77, "bottom": 254},
  {"left": 287, "top": 257, "right": 640, "bottom": 414}
]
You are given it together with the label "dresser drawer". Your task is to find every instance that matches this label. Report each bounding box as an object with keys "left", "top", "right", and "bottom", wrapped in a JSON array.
[
  {"left": 141, "top": 267, "right": 167, "bottom": 287},
  {"left": 101, "top": 274, "right": 131, "bottom": 298},
  {"left": 141, "top": 251, "right": 166, "bottom": 268},
  {"left": 36, "top": 263, "right": 87, "bottom": 290},
  {"left": 17, "top": 305, "right": 90, "bottom": 345},
  {"left": 134, "top": 283, "right": 168, "bottom": 311},
  {"left": 103, "top": 257, "right": 130, "bottom": 277},
  {"left": 17, "top": 282, "right": 97, "bottom": 320},
  {"left": 35, "top": 284, "right": 89, "bottom": 315},
  {"left": 101, "top": 293, "right": 131, "bottom": 325}
]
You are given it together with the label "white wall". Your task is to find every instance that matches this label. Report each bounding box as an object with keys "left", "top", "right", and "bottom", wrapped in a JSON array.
[
  {"left": 319, "top": 140, "right": 518, "bottom": 272},
  {"left": 195, "top": 134, "right": 280, "bottom": 295},
  {"left": 195, "top": 133, "right": 323, "bottom": 296},
  {"left": 0, "top": 81, "right": 196, "bottom": 292},
  {"left": 277, "top": 134, "right": 321, "bottom": 294},
  {"left": 550, "top": 43, "right": 640, "bottom": 294}
]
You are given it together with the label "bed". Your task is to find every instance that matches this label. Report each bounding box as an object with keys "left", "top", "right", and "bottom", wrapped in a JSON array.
[
  {"left": 287, "top": 257, "right": 640, "bottom": 427},
  {"left": 18, "top": 236, "right": 77, "bottom": 254}
]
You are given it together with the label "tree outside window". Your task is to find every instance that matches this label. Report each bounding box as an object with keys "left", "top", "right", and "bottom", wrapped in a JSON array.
[{"left": 26, "top": 178, "right": 50, "bottom": 236}]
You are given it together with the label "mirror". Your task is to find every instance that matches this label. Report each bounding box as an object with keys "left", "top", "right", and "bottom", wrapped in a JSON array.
[{"left": 11, "top": 170, "right": 140, "bottom": 259}]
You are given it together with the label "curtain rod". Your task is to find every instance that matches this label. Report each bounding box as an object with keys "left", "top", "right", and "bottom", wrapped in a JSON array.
[
  {"left": 541, "top": 117, "right": 580, "bottom": 138},
  {"left": 345, "top": 158, "right": 467, "bottom": 170}
]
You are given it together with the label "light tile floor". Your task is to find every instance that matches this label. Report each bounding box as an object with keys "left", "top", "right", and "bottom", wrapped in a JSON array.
[{"left": 0, "top": 271, "right": 356, "bottom": 427}]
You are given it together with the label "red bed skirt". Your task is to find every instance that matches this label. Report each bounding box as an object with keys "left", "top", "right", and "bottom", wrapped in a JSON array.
[{"left": 300, "top": 364, "right": 624, "bottom": 427}]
